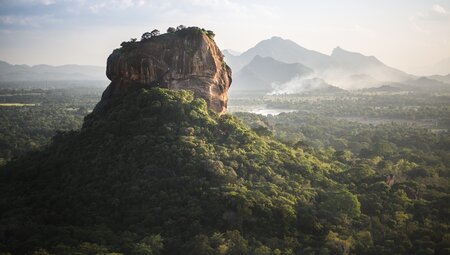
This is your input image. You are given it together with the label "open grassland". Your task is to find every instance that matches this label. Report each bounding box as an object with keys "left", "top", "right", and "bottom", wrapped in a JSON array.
[{"left": 0, "top": 103, "right": 37, "bottom": 107}]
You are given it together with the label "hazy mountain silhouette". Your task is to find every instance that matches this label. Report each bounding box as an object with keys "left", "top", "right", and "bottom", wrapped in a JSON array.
[
  {"left": 230, "top": 55, "right": 344, "bottom": 94},
  {"left": 330, "top": 47, "right": 383, "bottom": 69},
  {"left": 324, "top": 47, "right": 413, "bottom": 89},
  {"left": 225, "top": 37, "right": 416, "bottom": 90},
  {"left": 0, "top": 60, "right": 107, "bottom": 81},
  {"left": 429, "top": 73, "right": 450, "bottom": 84},
  {"left": 224, "top": 37, "right": 332, "bottom": 72},
  {"left": 222, "top": 49, "right": 241, "bottom": 56},
  {"left": 231, "top": 55, "right": 313, "bottom": 92},
  {"left": 402, "top": 76, "right": 450, "bottom": 92},
  {"left": 270, "top": 77, "right": 345, "bottom": 95},
  {"left": 361, "top": 77, "right": 450, "bottom": 93},
  {"left": 413, "top": 58, "right": 450, "bottom": 76}
]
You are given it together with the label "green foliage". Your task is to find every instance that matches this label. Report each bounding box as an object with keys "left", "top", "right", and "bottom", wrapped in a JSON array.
[
  {"left": 319, "top": 190, "right": 361, "bottom": 218},
  {"left": 0, "top": 88, "right": 334, "bottom": 254},
  {"left": 120, "top": 38, "right": 139, "bottom": 51},
  {"left": 118, "top": 26, "right": 218, "bottom": 53},
  {"left": 205, "top": 30, "right": 215, "bottom": 40},
  {"left": 132, "top": 235, "right": 163, "bottom": 255},
  {"left": 141, "top": 30, "right": 160, "bottom": 41},
  {"left": 1, "top": 87, "right": 449, "bottom": 254},
  {"left": 233, "top": 91, "right": 450, "bottom": 255},
  {"left": 0, "top": 87, "right": 101, "bottom": 162}
]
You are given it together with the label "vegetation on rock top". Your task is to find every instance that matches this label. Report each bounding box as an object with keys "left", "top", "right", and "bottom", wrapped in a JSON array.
[{"left": 118, "top": 26, "right": 216, "bottom": 53}]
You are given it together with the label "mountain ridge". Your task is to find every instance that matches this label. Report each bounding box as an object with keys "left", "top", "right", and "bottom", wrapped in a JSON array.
[
  {"left": 224, "top": 37, "right": 415, "bottom": 91},
  {"left": 0, "top": 87, "right": 342, "bottom": 254},
  {"left": 429, "top": 73, "right": 450, "bottom": 84},
  {"left": 232, "top": 55, "right": 313, "bottom": 92},
  {"left": 0, "top": 60, "right": 107, "bottom": 81}
]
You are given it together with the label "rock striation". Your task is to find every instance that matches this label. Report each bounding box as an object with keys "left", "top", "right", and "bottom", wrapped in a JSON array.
[{"left": 98, "top": 27, "right": 232, "bottom": 114}]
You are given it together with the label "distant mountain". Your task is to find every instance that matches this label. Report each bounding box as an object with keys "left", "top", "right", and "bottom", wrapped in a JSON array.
[
  {"left": 429, "top": 73, "right": 450, "bottom": 84},
  {"left": 412, "top": 58, "right": 450, "bottom": 76},
  {"left": 270, "top": 77, "right": 345, "bottom": 95},
  {"left": 0, "top": 60, "right": 107, "bottom": 81},
  {"left": 362, "top": 77, "right": 450, "bottom": 93},
  {"left": 330, "top": 47, "right": 382, "bottom": 69},
  {"left": 402, "top": 77, "right": 450, "bottom": 92},
  {"left": 232, "top": 55, "right": 313, "bottom": 92},
  {"left": 359, "top": 84, "right": 404, "bottom": 93},
  {"left": 324, "top": 47, "right": 413, "bottom": 89},
  {"left": 224, "top": 37, "right": 332, "bottom": 73},
  {"left": 222, "top": 49, "right": 241, "bottom": 56},
  {"left": 330, "top": 47, "right": 412, "bottom": 81},
  {"left": 231, "top": 55, "right": 344, "bottom": 94},
  {"left": 430, "top": 58, "right": 450, "bottom": 75},
  {"left": 224, "top": 37, "right": 416, "bottom": 91}
]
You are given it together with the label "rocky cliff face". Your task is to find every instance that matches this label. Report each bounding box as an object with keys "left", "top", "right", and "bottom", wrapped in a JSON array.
[{"left": 98, "top": 28, "right": 232, "bottom": 114}]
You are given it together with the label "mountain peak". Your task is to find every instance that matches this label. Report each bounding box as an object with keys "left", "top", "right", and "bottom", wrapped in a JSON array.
[
  {"left": 247, "top": 55, "right": 311, "bottom": 72},
  {"left": 250, "top": 54, "right": 266, "bottom": 61},
  {"left": 222, "top": 49, "right": 240, "bottom": 56},
  {"left": 331, "top": 46, "right": 357, "bottom": 56},
  {"left": 331, "top": 46, "right": 381, "bottom": 65},
  {"left": 332, "top": 46, "right": 377, "bottom": 58},
  {"left": 100, "top": 26, "right": 232, "bottom": 115},
  {"left": 269, "top": 36, "right": 285, "bottom": 41},
  {"left": 332, "top": 46, "right": 343, "bottom": 53}
]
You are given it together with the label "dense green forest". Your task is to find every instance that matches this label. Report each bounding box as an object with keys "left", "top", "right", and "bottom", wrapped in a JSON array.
[
  {"left": 232, "top": 91, "right": 450, "bottom": 255},
  {"left": 0, "top": 87, "right": 102, "bottom": 164},
  {"left": 0, "top": 87, "right": 449, "bottom": 254}
]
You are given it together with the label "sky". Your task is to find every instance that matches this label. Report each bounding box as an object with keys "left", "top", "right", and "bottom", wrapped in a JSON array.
[{"left": 0, "top": 0, "right": 449, "bottom": 75}]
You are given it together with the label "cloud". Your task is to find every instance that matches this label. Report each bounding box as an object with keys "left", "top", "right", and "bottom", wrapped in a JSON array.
[
  {"left": 113, "top": 0, "right": 136, "bottom": 9},
  {"left": 414, "top": 3, "right": 450, "bottom": 21},
  {"left": 0, "top": 0, "right": 56, "bottom": 6},
  {"left": 87, "top": 0, "right": 148, "bottom": 13},
  {"left": 88, "top": 2, "right": 107, "bottom": 13},
  {"left": 432, "top": 4, "right": 448, "bottom": 15},
  {"left": 410, "top": 3, "right": 450, "bottom": 32},
  {"left": 40, "top": 0, "right": 55, "bottom": 5},
  {"left": 0, "top": 0, "right": 146, "bottom": 28},
  {"left": 0, "top": 14, "right": 53, "bottom": 28},
  {"left": 269, "top": 74, "right": 333, "bottom": 95},
  {"left": 0, "top": 0, "right": 275, "bottom": 29},
  {"left": 0, "top": 15, "right": 34, "bottom": 26}
]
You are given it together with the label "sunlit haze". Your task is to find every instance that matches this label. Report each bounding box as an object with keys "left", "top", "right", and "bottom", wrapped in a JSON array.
[{"left": 1, "top": 0, "right": 449, "bottom": 75}]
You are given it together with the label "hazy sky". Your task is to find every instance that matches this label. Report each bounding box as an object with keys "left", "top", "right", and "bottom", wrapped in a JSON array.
[{"left": 0, "top": 0, "right": 449, "bottom": 75}]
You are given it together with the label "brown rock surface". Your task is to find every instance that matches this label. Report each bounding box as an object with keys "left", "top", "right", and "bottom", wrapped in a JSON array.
[{"left": 99, "top": 28, "right": 232, "bottom": 114}]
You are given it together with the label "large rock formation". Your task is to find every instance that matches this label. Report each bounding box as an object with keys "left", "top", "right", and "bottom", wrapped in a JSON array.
[{"left": 99, "top": 27, "right": 232, "bottom": 114}]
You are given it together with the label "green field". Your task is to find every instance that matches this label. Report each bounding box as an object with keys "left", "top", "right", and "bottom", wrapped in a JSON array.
[{"left": 0, "top": 103, "right": 37, "bottom": 107}]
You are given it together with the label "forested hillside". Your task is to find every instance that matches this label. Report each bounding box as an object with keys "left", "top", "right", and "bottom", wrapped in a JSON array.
[
  {"left": 1, "top": 1, "right": 449, "bottom": 254},
  {"left": 0, "top": 87, "right": 102, "bottom": 163},
  {"left": 0, "top": 87, "right": 449, "bottom": 254},
  {"left": 0, "top": 88, "right": 346, "bottom": 254}
]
